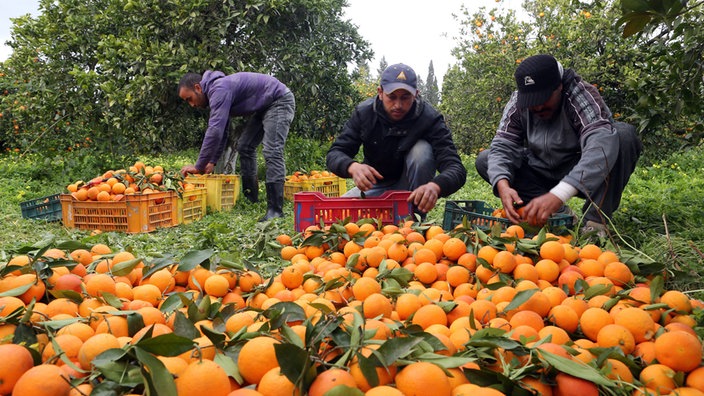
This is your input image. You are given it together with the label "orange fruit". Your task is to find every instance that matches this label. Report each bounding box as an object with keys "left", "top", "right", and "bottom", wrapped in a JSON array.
[
  {"left": 596, "top": 323, "right": 635, "bottom": 354},
  {"left": 579, "top": 307, "right": 614, "bottom": 342},
  {"left": 540, "top": 240, "right": 565, "bottom": 262},
  {"left": 654, "top": 330, "right": 703, "bottom": 372},
  {"left": 395, "top": 362, "right": 452, "bottom": 396},
  {"left": 308, "top": 368, "right": 356, "bottom": 396},
  {"left": 78, "top": 333, "right": 121, "bottom": 370},
  {"left": 204, "top": 274, "right": 230, "bottom": 297},
  {"left": 613, "top": 307, "right": 656, "bottom": 343},
  {"left": 351, "top": 277, "right": 381, "bottom": 301},
  {"left": 661, "top": 290, "right": 693, "bottom": 313},
  {"left": 237, "top": 336, "right": 281, "bottom": 385},
  {"left": 553, "top": 372, "right": 598, "bottom": 396},
  {"left": 442, "top": 238, "right": 467, "bottom": 261},
  {"left": 0, "top": 344, "right": 34, "bottom": 394},
  {"left": 492, "top": 250, "right": 516, "bottom": 274},
  {"left": 639, "top": 364, "right": 677, "bottom": 394},
  {"left": 395, "top": 293, "right": 423, "bottom": 321},
  {"left": 578, "top": 244, "right": 602, "bottom": 260},
  {"left": 11, "top": 363, "right": 72, "bottom": 396},
  {"left": 176, "top": 359, "right": 231, "bottom": 396},
  {"left": 362, "top": 293, "right": 393, "bottom": 319},
  {"left": 411, "top": 303, "right": 448, "bottom": 329},
  {"left": 477, "top": 245, "right": 499, "bottom": 265},
  {"left": 257, "top": 367, "right": 300, "bottom": 396}
]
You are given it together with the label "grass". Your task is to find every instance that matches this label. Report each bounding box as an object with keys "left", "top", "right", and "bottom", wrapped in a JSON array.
[{"left": 1, "top": 141, "right": 703, "bottom": 295}]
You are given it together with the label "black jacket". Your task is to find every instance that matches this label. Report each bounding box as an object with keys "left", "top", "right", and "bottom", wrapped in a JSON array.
[{"left": 326, "top": 96, "right": 466, "bottom": 197}]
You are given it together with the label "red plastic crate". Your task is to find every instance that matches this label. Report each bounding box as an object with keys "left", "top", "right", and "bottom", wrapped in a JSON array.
[{"left": 293, "top": 191, "right": 413, "bottom": 232}]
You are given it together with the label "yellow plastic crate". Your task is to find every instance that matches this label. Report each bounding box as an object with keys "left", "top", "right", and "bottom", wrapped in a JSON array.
[
  {"left": 60, "top": 191, "right": 176, "bottom": 233},
  {"left": 284, "top": 176, "right": 347, "bottom": 201},
  {"left": 185, "top": 174, "right": 240, "bottom": 212},
  {"left": 177, "top": 187, "right": 207, "bottom": 224}
]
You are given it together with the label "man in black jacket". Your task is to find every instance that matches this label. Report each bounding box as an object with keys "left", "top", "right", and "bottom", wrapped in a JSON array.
[{"left": 326, "top": 64, "right": 466, "bottom": 215}]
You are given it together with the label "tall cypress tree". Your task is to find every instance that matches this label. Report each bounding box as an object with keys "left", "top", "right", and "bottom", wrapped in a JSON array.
[
  {"left": 376, "top": 56, "right": 388, "bottom": 83},
  {"left": 425, "top": 60, "right": 440, "bottom": 105}
]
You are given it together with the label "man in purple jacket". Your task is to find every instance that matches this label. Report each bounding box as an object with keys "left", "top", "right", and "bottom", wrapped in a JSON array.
[
  {"left": 178, "top": 70, "right": 295, "bottom": 221},
  {"left": 475, "top": 54, "right": 642, "bottom": 236}
]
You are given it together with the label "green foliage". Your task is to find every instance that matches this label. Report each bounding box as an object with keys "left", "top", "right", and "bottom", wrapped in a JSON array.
[
  {"left": 441, "top": 0, "right": 703, "bottom": 159},
  {"left": 423, "top": 61, "right": 440, "bottom": 106},
  {"left": 0, "top": 0, "right": 371, "bottom": 154},
  {"left": 284, "top": 134, "right": 332, "bottom": 174},
  {"left": 617, "top": 0, "right": 704, "bottom": 151}
]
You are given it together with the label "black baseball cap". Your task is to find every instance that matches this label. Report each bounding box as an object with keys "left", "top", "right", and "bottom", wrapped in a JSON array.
[
  {"left": 380, "top": 63, "right": 418, "bottom": 95},
  {"left": 514, "top": 54, "right": 562, "bottom": 109}
]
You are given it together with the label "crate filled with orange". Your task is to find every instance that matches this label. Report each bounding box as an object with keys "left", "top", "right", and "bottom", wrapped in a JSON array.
[
  {"left": 60, "top": 161, "right": 179, "bottom": 233},
  {"left": 284, "top": 170, "right": 347, "bottom": 200}
]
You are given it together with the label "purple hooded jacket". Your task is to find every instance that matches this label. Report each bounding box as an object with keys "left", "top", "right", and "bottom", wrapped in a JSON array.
[{"left": 195, "top": 70, "right": 290, "bottom": 171}]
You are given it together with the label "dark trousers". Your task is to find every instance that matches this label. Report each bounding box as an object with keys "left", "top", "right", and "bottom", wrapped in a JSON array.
[{"left": 475, "top": 122, "right": 642, "bottom": 223}]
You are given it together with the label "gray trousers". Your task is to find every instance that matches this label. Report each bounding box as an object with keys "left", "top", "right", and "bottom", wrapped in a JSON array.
[
  {"left": 234, "top": 91, "right": 296, "bottom": 184},
  {"left": 343, "top": 139, "right": 436, "bottom": 197},
  {"left": 475, "top": 122, "right": 642, "bottom": 222}
]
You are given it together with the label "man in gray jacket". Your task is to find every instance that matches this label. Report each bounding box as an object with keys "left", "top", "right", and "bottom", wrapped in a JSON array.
[
  {"left": 475, "top": 54, "right": 642, "bottom": 234},
  {"left": 178, "top": 70, "right": 295, "bottom": 221}
]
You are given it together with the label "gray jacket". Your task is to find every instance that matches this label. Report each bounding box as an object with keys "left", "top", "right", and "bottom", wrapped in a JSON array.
[{"left": 487, "top": 69, "right": 618, "bottom": 195}]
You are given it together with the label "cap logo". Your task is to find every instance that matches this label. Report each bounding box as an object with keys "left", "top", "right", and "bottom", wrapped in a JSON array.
[
  {"left": 524, "top": 76, "right": 535, "bottom": 86},
  {"left": 396, "top": 71, "right": 407, "bottom": 81}
]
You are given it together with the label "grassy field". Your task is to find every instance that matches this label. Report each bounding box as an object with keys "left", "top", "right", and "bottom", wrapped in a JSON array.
[{"left": 1, "top": 142, "right": 703, "bottom": 294}]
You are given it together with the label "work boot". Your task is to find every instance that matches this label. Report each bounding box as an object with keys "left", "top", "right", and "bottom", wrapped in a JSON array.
[
  {"left": 580, "top": 220, "right": 608, "bottom": 238},
  {"left": 241, "top": 174, "right": 259, "bottom": 203},
  {"left": 259, "top": 182, "right": 284, "bottom": 222}
]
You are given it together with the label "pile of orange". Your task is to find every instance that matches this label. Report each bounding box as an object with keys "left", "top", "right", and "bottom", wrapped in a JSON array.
[
  {"left": 286, "top": 170, "right": 336, "bottom": 183},
  {"left": 65, "top": 160, "right": 192, "bottom": 202},
  {"left": 1, "top": 219, "right": 703, "bottom": 396}
]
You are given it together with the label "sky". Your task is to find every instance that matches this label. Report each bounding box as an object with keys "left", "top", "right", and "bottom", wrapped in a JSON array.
[{"left": 0, "top": 0, "right": 523, "bottom": 87}]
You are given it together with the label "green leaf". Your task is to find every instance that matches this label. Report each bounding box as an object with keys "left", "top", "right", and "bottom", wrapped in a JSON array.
[
  {"left": 178, "top": 249, "right": 215, "bottom": 272},
  {"left": 502, "top": 288, "right": 537, "bottom": 312},
  {"left": 135, "top": 347, "right": 178, "bottom": 396},
  {"left": 110, "top": 257, "right": 142, "bottom": 276},
  {"left": 540, "top": 350, "right": 613, "bottom": 386},
  {"left": 135, "top": 333, "right": 195, "bottom": 356},
  {"left": 173, "top": 310, "right": 201, "bottom": 339},
  {"left": 275, "top": 343, "right": 310, "bottom": 384}
]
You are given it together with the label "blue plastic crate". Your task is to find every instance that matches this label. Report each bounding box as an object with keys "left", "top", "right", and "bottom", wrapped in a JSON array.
[{"left": 20, "top": 193, "right": 62, "bottom": 221}]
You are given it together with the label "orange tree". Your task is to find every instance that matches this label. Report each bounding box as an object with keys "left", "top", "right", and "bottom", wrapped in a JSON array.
[
  {"left": 441, "top": 0, "right": 702, "bottom": 160},
  {"left": 0, "top": 0, "right": 371, "bottom": 155}
]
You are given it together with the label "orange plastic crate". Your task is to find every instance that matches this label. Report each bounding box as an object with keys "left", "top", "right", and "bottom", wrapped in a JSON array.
[
  {"left": 177, "top": 187, "right": 207, "bottom": 224},
  {"left": 284, "top": 176, "right": 348, "bottom": 200},
  {"left": 293, "top": 191, "right": 413, "bottom": 232},
  {"left": 60, "top": 192, "right": 176, "bottom": 233},
  {"left": 185, "top": 174, "right": 240, "bottom": 212}
]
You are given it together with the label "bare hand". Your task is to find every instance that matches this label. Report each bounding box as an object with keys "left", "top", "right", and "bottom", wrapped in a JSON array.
[
  {"left": 408, "top": 182, "right": 441, "bottom": 213},
  {"left": 180, "top": 165, "right": 200, "bottom": 178},
  {"left": 204, "top": 163, "right": 215, "bottom": 174},
  {"left": 521, "top": 193, "right": 563, "bottom": 226},
  {"left": 348, "top": 162, "right": 383, "bottom": 192},
  {"left": 496, "top": 179, "right": 524, "bottom": 224}
]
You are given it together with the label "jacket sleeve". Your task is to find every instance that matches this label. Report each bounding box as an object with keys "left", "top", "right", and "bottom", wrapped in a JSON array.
[
  {"left": 195, "top": 85, "right": 233, "bottom": 171},
  {"left": 326, "top": 106, "right": 364, "bottom": 178},
  {"left": 487, "top": 91, "right": 526, "bottom": 190},
  {"left": 426, "top": 114, "right": 467, "bottom": 197},
  {"left": 562, "top": 82, "right": 618, "bottom": 195}
]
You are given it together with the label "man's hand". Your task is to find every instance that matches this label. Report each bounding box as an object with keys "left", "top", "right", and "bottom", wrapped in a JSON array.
[
  {"left": 496, "top": 179, "right": 524, "bottom": 224},
  {"left": 348, "top": 162, "right": 383, "bottom": 192},
  {"left": 204, "top": 162, "right": 215, "bottom": 174},
  {"left": 180, "top": 165, "right": 200, "bottom": 178},
  {"left": 521, "top": 193, "right": 563, "bottom": 227},
  {"left": 409, "top": 182, "right": 441, "bottom": 213}
]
